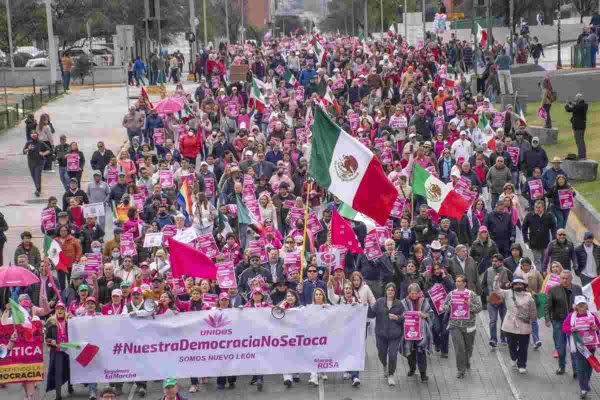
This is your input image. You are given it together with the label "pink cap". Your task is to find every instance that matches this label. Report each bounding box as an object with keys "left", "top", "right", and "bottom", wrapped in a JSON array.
[
  {"left": 218, "top": 292, "right": 229, "bottom": 301},
  {"left": 479, "top": 226, "right": 488, "bottom": 232}
]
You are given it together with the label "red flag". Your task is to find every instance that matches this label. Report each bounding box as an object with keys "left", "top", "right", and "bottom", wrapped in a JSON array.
[
  {"left": 331, "top": 208, "right": 363, "bottom": 254},
  {"left": 168, "top": 238, "right": 217, "bottom": 279},
  {"left": 141, "top": 86, "right": 154, "bottom": 109},
  {"left": 76, "top": 343, "right": 99, "bottom": 367},
  {"left": 56, "top": 252, "right": 72, "bottom": 272}
]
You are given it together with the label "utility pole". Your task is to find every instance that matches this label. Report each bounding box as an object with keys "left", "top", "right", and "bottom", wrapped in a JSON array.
[
  {"left": 225, "top": 0, "right": 230, "bottom": 43},
  {"left": 380, "top": 0, "right": 384, "bottom": 36},
  {"left": 5, "top": 0, "right": 14, "bottom": 71},
  {"left": 241, "top": 0, "right": 246, "bottom": 43},
  {"left": 189, "top": 0, "right": 195, "bottom": 66},
  {"left": 45, "top": 0, "right": 58, "bottom": 83},
  {"left": 556, "top": 4, "right": 562, "bottom": 69},
  {"left": 144, "top": 0, "right": 150, "bottom": 61},
  {"left": 363, "top": 0, "right": 368, "bottom": 37},
  {"left": 486, "top": 0, "right": 492, "bottom": 47},
  {"left": 203, "top": 0, "right": 207, "bottom": 46},
  {"left": 404, "top": 0, "right": 407, "bottom": 40},
  {"left": 155, "top": 0, "right": 162, "bottom": 50},
  {"left": 351, "top": 0, "right": 355, "bottom": 35},
  {"left": 422, "top": 0, "right": 426, "bottom": 41},
  {"left": 509, "top": 0, "right": 514, "bottom": 39}
]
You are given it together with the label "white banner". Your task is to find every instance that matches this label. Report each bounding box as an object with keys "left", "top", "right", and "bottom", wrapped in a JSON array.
[
  {"left": 83, "top": 202, "right": 105, "bottom": 218},
  {"left": 68, "top": 305, "right": 367, "bottom": 383}
]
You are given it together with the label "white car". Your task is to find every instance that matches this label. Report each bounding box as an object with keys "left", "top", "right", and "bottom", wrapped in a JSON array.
[{"left": 25, "top": 57, "right": 49, "bottom": 68}]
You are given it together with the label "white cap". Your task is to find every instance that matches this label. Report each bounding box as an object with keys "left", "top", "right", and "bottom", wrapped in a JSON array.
[{"left": 574, "top": 295, "right": 588, "bottom": 306}]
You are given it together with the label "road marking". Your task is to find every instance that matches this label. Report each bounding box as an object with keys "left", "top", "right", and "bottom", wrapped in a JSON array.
[{"left": 477, "top": 314, "right": 522, "bottom": 400}]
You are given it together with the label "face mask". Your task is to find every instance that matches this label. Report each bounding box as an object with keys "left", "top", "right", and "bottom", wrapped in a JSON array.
[
  {"left": 513, "top": 287, "right": 524, "bottom": 293},
  {"left": 92, "top": 247, "right": 102, "bottom": 254},
  {"left": 112, "top": 251, "right": 121, "bottom": 259},
  {"left": 159, "top": 211, "right": 167, "bottom": 217},
  {"left": 458, "top": 255, "right": 466, "bottom": 261}
]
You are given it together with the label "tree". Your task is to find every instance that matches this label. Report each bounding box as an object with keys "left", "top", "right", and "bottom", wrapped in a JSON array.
[{"left": 573, "top": 0, "right": 595, "bottom": 22}]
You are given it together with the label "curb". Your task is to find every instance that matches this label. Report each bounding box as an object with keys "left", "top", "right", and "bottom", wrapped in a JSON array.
[{"left": 570, "top": 191, "right": 600, "bottom": 240}]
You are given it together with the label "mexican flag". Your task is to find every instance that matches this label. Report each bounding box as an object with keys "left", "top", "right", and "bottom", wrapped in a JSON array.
[
  {"left": 331, "top": 208, "right": 363, "bottom": 254},
  {"left": 43, "top": 234, "right": 62, "bottom": 266},
  {"left": 572, "top": 332, "right": 600, "bottom": 373},
  {"left": 9, "top": 298, "right": 33, "bottom": 341},
  {"left": 583, "top": 277, "right": 600, "bottom": 313},
  {"left": 477, "top": 111, "right": 490, "bottom": 131},
  {"left": 141, "top": 86, "right": 154, "bottom": 109},
  {"left": 248, "top": 78, "right": 266, "bottom": 112},
  {"left": 338, "top": 202, "right": 377, "bottom": 233},
  {"left": 475, "top": 23, "right": 487, "bottom": 48},
  {"left": 283, "top": 71, "right": 298, "bottom": 88},
  {"left": 321, "top": 86, "right": 341, "bottom": 113},
  {"left": 515, "top": 102, "right": 527, "bottom": 126},
  {"left": 387, "top": 24, "right": 396, "bottom": 37},
  {"left": 313, "top": 39, "right": 327, "bottom": 66},
  {"left": 308, "top": 107, "right": 398, "bottom": 226},
  {"left": 412, "top": 164, "right": 469, "bottom": 220},
  {"left": 235, "top": 193, "right": 264, "bottom": 234},
  {"left": 60, "top": 342, "right": 100, "bottom": 367}
]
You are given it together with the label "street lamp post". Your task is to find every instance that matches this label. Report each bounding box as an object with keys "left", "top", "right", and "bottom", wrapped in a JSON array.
[
  {"left": 364, "top": 0, "right": 368, "bottom": 37},
  {"left": 380, "top": 0, "right": 384, "bottom": 37},
  {"left": 556, "top": 6, "right": 562, "bottom": 69},
  {"left": 5, "top": 0, "right": 14, "bottom": 72}
]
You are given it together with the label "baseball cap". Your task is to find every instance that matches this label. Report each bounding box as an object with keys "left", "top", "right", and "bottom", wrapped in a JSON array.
[
  {"left": 584, "top": 231, "right": 594, "bottom": 240},
  {"left": 111, "top": 289, "right": 123, "bottom": 297},
  {"left": 132, "top": 287, "right": 143, "bottom": 295},
  {"left": 163, "top": 378, "right": 177, "bottom": 388},
  {"left": 478, "top": 226, "right": 488, "bottom": 232},
  {"left": 85, "top": 296, "right": 97, "bottom": 304},
  {"left": 78, "top": 284, "right": 90, "bottom": 292},
  {"left": 218, "top": 292, "right": 229, "bottom": 301},
  {"left": 574, "top": 295, "right": 588, "bottom": 306},
  {"left": 120, "top": 281, "right": 131, "bottom": 288},
  {"left": 93, "top": 170, "right": 102, "bottom": 176},
  {"left": 333, "top": 265, "right": 344, "bottom": 271}
]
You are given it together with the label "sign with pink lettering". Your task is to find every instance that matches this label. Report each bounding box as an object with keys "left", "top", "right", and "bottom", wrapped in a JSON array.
[
  {"left": 216, "top": 261, "right": 236, "bottom": 288},
  {"left": 492, "top": 112, "right": 505, "bottom": 128},
  {"left": 389, "top": 196, "right": 406, "bottom": 219},
  {"left": 289, "top": 207, "right": 305, "bottom": 227},
  {"left": 119, "top": 232, "right": 137, "bottom": 256},
  {"left": 507, "top": 146, "right": 520, "bottom": 167},
  {"left": 295, "top": 86, "right": 305, "bottom": 101},
  {"left": 227, "top": 102, "right": 239, "bottom": 117},
  {"left": 403, "top": 311, "right": 422, "bottom": 341},
  {"left": 364, "top": 233, "right": 382, "bottom": 260},
  {"left": 132, "top": 193, "right": 145, "bottom": 211},
  {"left": 306, "top": 212, "right": 322, "bottom": 235},
  {"left": 444, "top": 100, "right": 456, "bottom": 116},
  {"left": 202, "top": 293, "right": 218, "bottom": 307},
  {"left": 247, "top": 239, "right": 268, "bottom": 263},
  {"left": 41, "top": 208, "right": 56, "bottom": 231},
  {"left": 65, "top": 153, "right": 80, "bottom": 172},
  {"left": 198, "top": 234, "right": 219, "bottom": 258},
  {"left": 527, "top": 179, "right": 543, "bottom": 200},
  {"left": 558, "top": 189, "right": 574, "bottom": 209},
  {"left": 161, "top": 225, "right": 177, "bottom": 246},
  {"left": 211, "top": 75, "right": 220, "bottom": 89},
  {"left": 159, "top": 170, "right": 174, "bottom": 188},
  {"left": 544, "top": 273, "right": 561, "bottom": 294},
  {"left": 349, "top": 113, "right": 360, "bottom": 130},
  {"left": 428, "top": 283, "right": 447, "bottom": 314},
  {"left": 153, "top": 128, "right": 165, "bottom": 145},
  {"left": 203, "top": 177, "right": 215, "bottom": 197},
  {"left": 450, "top": 291, "right": 470, "bottom": 319}
]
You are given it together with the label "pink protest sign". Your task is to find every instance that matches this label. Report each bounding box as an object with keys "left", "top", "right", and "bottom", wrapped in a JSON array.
[
  {"left": 211, "top": 75, "right": 221, "bottom": 88},
  {"left": 119, "top": 232, "right": 137, "bottom": 256},
  {"left": 306, "top": 211, "right": 322, "bottom": 235},
  {"left": 41, "top": 208, "right": 56, "bottom": 231},
  {"left": 153, "top": 128, "right": 165, "bottom": 145},
  {"left": 202, "top": 294, "right": 218, "bottom": 307},
  {"left": 159, "top": 170, "right": 174, "bottom": 188},
  {"left": 389, "top": 115, "right": 408, "bottom": 129},
  {"left": 296, "top": 128, "right": 307, "bottom": 144},
  {"left": 374, "top": 137, "right": 385, "bottom": 152},
  {"left": 84, "top": 253, "right": 102, "bottom": 280},
  {"left": 65, "top": 153, "right": 80, "bottom": 172},
  {"left": 428, "top": 283, "right": 447, "bottom": 314},
  {"left": 284, "top": 251, "right": 301, "bottom": 269},
  {"left": 161, "top": 225, "right": 177, "bottom": 246},
  {"left": 216, "top": 261, "right": 237, "bottom": 288},
  {"left": 295, "top": 86, "right": 305, "bottom": 101},
  {"left": 106, "top": 167, "right": 118, "bottom": 186},
  {"left": 198, "top": 234, "right": 219, "bottom": 258},
  {"left": 168, "top": 277, "right": 186, "bottom": 295},
  {"left": 227, "top": 102, "right": 239, "bottom": 117},
  {"left": 528, "top": 179, "right": 543, "bottom": 200},
  {"left": 434, "top": 116, "right": 445, "bottom": 133},
  {"left": 359, "top": 137, "right": 371, "bottom": 147},
  {"left": 247, "top": 239, "right": 268, "bottom": 263},
  {"left": 374, "top": 226, "right": 391, "bottom": 245},
  {"left": 289, "top": 207, "right": 305, "bottom": 227},
  {"left": 575, "top": 316, "right": 600, "bottom": 346},
  {"left": 389, "top": 196, "right": 406, "bottom": 219},
  {"left": 558, "top": 189, "right": 574, "bottom": 209},
  {"left": 403, "top": 311, "right": 423, "bottom": 341},
  {"left": 282, "top": 200, "right": 296, "bottom": 209},
  {"left": 381, "top": 148, "right": 393, "bottom": 163},
  {"left": 450, "top": 291, "right": 470, "bottom": 319},
  {"left": 492, "top": 112, "right": 505, "bottom": 128},
  {"left": 364, "top": 232, "right": 383, "bottom": 261},
  {"left": 544, "top": 273, "right": 561, "bottom": 294},
  {"left": 316, "top": 249, "right": 340, "bottom": 269},
  {"left": 444, "top": 100, "right": 456, "bottom": 116},
  {"left": 132, "top": 193, "right": 145, "bottom": 211},
  {"left": 204, "top": 177, "right": 215, "bottom": 197},
  {"left": 507, "top": 147, "right": 520, "bottom": 167},
  {"left": 245, "top": 198, "right": 262, "bottom": 222},
  {"left": 404, "top": 103, "right": 413, "bottom": 117},
  {"left": 349, "top": 113, "right": 360, "bottom": 130}
]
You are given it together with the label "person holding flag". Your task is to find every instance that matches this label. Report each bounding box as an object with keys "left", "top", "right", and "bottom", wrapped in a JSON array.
[
  {"left": 45, "top": 302, "right": 74, "bottom": 400},
  {"left": 562, "top": 296, "right": 600, "bottom": 399}
]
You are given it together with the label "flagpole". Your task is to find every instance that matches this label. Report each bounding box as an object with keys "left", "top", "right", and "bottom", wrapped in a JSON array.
[{"left": 300, "top": 181, "right": 313, "bottom": 282}]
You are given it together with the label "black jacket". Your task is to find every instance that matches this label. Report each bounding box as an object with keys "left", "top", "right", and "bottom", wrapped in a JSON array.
[
  {"left": 522, "top": 212, "right": 556, "bottom": 250},
  {"left": 367, "top": 297, "right": 404, "bottom": 339},
  {"left": 90, "top": 149, "right": 115, "bottom": 172},
  {"left": 62, "top": 189, "right": 89, "bottom": 210},
  {"left": 545, "top": 284, "right": 582, "bottom": 321},
  {"left": 575, "top": 243, "right": 600, "bottom": 277},
  {"left": 544, "top": 239, "right": 576, "bottom": 271},
  {"left": 565, "top": 100, "right": 588, "bottom": 130}
]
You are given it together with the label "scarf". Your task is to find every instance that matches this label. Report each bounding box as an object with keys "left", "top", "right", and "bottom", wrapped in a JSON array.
[{"left": 569, "top": 311, "right": 596, "bottom": 353}]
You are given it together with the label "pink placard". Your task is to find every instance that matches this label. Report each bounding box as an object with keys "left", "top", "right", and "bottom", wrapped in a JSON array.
[
  {"left": 228, "top": 102, "right": 239, "bottom": 117},
  {"left": 247, "top": 239, "right": 268, "bottom": 263},
  {"left": 119, "top": 232, "right": 137, "bottom": 256},
  {"left": 132, "top": 193, "right": 145, "bottom": 211},
  {"left": 203, "top": 177, "right": 215, "bottom": 197},
  {"left": 444, "top": 100, "right": 456, "bottom": 116},
  {"left": 374, "top": 137, "right": 385, "bottom": 152},
  {"left": 507, "top": 146, "right": 520, "bottom": 167},
  {"left": 211, "top": 75, "right": 221, "bottom": 89},
  {"left": 389, "top": 115, "right": 407, "bottom": 129},
  {"left": 159, "top": 170, "right": 174, "bottom": 188},
  {"left": 282, "top": 200, "right": 296, "bottom": 209},
  {"left": 349, "top": 113, "right": 360, "bottom": 130},
  {"left": 295, "top": 86, "right": 305, "bottom": 101},
  {"left": 153, "top": 128, "right": 165, "bottom": 145},
  {"left": 544, "top": 273, "right": 561, "bottom": 293},
  {"left": 197, "top": 234, "right": 219, "bottom": 258},
  {"left": 558, "top": 189, "right": 574, "bottom": 209},
  {"left": 306, "top": 212, "right": 323, "bottom": 235},
  {"left": 316, "top": 250, "right": 340, "bottom": 269},
  {"left": 202, "top": 293, "right": 218, "bottom": 307},
  {"left": 403, "top": 311, "right": 423, "bottom": 341},
  {"left": 450, "top": 291, "right": 470, "bottom": 319},
  {"left": 216, "top": 261, "right": 237, "bottom": 288},
  {"left": 106, "top": 167, "right": 118, "bottom": 186},
  {"left": 288, "top": 207, "right": 305, "bottom": 227},
  {"left": 245, "top": 198, "right": 261, "bottom": 222},
  {"left": 389, "top": 196, "right": 406, "bottom": 218},
  {"left": 428, "top": 283, "right": 447, "bottom": 314},
  {"left": 161, "top": 225, "right": 177, "bottom": 246},
  {"left": 528, "top": 179, "right": 543, "bottom": 200},
  {"left": 84, "top": 253, "right": 102, "bottom": 280},
  {"left": 575, "top": 316, "right": 600, "bottom": 346},
  {"left": 381, "top": 148, "right": 393, "bottom": 163},
  {"left": 359, "top": 137, "right": 371, "bottom": 147},
  {"left": 364, "top": 232, "right": 383, "bottom": 260},
  {"left": 65, "top": 153, "right": 80, "bottom": 172},
  {"left": 434, "top": 116, "right": 445, "bottom": 133},
  {"left": 168, "top": 277, "right": 186, "bottom": 295},
  {"left": 41, "top": 208, "right": 56, "bottom": 231},
  {"left": 284, "top": 251, "right": 301, "bottom": 269},
  {"left": 374, "top": 226, "right": 391, "bottom": 245}
]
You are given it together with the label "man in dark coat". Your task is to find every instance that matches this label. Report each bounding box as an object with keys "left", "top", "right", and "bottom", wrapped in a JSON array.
[{"left": 565, "top": 93, "right": 589, "bottom": 160}]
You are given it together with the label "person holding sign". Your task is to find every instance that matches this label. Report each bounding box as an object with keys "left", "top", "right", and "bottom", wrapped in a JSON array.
[
  {"left": 562, "top": 296, "right": 600, "bottom": 399},
  {"left": 399, "top": 283, "right": 433, "bottom": 382},
  {"left": 65, "top": 142, "right": 85, "bottom": 186},
  {"left": 425, "top": 263, "right": 455, "bottom": 358},
  {"left": 493, "top": 277, "right": 538, "bottom": 374},
  {"left": 546, "top": 174, "right": 575, "bottom": 229},
  {"left": 368, "top": 282, "right": 404, "bottom": 386},
  {"left": 442, "top": 274, "right": 483, "bottom": 378}
]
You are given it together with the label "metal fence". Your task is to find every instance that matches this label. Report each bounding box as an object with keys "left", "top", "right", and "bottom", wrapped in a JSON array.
[{"left": 0, "top": 82, "right": 64, "bottom": 131}]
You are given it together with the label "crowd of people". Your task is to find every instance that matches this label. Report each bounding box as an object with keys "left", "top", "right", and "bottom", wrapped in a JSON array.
[{"left": 3, "top": 24, "right": 600, "bottom": 400}]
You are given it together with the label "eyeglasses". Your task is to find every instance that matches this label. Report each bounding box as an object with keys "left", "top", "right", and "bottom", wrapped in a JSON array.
[
  {"left": 285, "top": 241, "right": 294, "bottom": 244},
  {"left": 308, "top": 270, "right": 317, "bottom": 273},
  {"left": 557, "top": 233, "right": 566, "bottom": 236}
]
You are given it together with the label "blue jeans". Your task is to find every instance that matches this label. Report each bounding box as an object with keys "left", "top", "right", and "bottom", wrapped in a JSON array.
[
  {"left": 29, "top": 164, "right": 43, "bottom": 192},
  {"left": 488, "top": 302, "right": 507, "bottom": 344},
  {"left": 59, "top": 166, "right": 69, "bottom": 190},
  {"left": 575, "top": 349, "right": 593, "bottom": 392},
  {"left": 63, "top": 71, "right": 71, "bottom": 90},
  {"left": 552, "top": 207, "right": 570, "bottom": 230},
  {"left": 432, "top": 313, "right": 449, "bottom": 354},
  {"left": 531, "top": 319, "right": 540, "bottom": 344},
  {"left": 552, "top": 320, "right": 575, "bottom": 370}
]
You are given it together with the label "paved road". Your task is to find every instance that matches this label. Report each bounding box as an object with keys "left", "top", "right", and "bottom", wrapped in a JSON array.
[{"left": 1, "top": 85, "right": 599, "bottom": 400}]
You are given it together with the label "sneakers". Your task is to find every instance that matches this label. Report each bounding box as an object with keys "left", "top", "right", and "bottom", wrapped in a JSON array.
[
  {"left": 489, "top": 340, "right": 498, "bottom": 348},
  {"left": 188, "top": 385, "right": 198, "bottom": 393},
  {"left": 511, "top": 360, "right": 518, "bottom": 369},
  {"left": 352, "top": 377, "right": 361, "bottom": 387},
  {"left": 420, "top": 373, "right": 429, "bottom": 382},
  {"left": 556, "top": 368, "right": 566, "bottom": 375},
  {"left": 580, "top": 390, "right": 588, "bottom": 399},
  {"left": 407, "top": 369, "right": 415, "bottom": 377},
  {"left": 256, "top": 378, "right": 264, "bottom": 391},
  {"left": 553, "top": 350, "right": 559, "bottom": 358},
  {"left": 387, "top": 376, "right": 396, "bottom": 386},
  {"left": 456, "top": 371, "right": 465, "bottom": 379},
  {"left": 308, "top": 374, "right": 319, "bottom": 387},
  {"left": 343, "top": 372, "right": 351, "bottom": 380},
  {"left": 534, "top": 341, "right": 542, "bottom": 350},
  {"left": 518, "top": 368, "right": 527, "bottom": 374},
  {"left": 283, "top": 379, "right": 292, "bottom": 388},
  {"left": 250, "top": 376, "right": 257, "bottom": 385},
  {"left": 137, "top": 388, "right": 146, "bottom": 397}
]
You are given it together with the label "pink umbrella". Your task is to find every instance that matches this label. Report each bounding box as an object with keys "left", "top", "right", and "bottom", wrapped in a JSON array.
[
  {"left": 154, "top": 96, "right": 184, "bottom": 114},
  {"left": 0, "top": 266, "right": 40, "bottom": 287}
]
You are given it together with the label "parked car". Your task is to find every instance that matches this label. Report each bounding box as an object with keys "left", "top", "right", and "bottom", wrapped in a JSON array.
[{"left": 25, "top": 57, "right": 49, "bottom": 68}]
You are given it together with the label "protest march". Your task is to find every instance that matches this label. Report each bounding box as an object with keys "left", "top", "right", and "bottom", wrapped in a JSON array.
[{"left": 3, "top": 13, "right": 600, "bottom": 400}]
